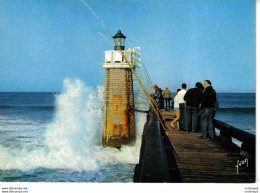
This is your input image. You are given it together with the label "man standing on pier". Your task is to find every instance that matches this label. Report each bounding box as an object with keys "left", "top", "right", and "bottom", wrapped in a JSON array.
[
  {"left": 163, "top": 87, "right": 171, "bottom": 111},
  {"left": 200, "top": 80, "right": 216, "bottom": 139},
  {"left": 184, "top": 82, "right": 203, "bottom": 133},
  {"left": 177, "top": 83, "right": 186, "bottom": 131},
  {"left": 151, "top": 84, "right": 164, "bottom": 109}
]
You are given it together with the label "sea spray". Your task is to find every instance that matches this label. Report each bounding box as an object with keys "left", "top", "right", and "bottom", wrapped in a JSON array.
[{"left": 0, "top": 79, "right": 147, "bottom": 172}]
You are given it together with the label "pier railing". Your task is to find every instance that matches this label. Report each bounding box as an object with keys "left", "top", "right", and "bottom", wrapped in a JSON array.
[
  {"left": 133, "top": 112, "right": 255, "bottom": 182},
  {"left": 213, "top": 119, "right": 256, "bottom": 167},
  {"left": 133, "top": 109, "right": 182, "bottom": 182}
]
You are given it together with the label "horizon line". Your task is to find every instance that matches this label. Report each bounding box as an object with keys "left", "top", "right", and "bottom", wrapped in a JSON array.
[{"left": 0, "top": 91, "right": 256, "bottom": 94}]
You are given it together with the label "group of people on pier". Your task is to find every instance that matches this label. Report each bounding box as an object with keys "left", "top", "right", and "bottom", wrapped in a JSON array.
[{"left": 151, "top": 80, "right": 217, "bottom": 140}]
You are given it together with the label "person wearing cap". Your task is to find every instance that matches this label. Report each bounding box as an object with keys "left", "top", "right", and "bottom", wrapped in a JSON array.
[
  {"left": 163, "top": 87, "right": 171, "bottom": 111},
  {"left": 151, "top": 84, "right": 164, "bottom": 109}
]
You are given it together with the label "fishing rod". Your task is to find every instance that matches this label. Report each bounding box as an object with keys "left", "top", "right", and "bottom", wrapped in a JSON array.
[
  {"left": 79, "top": 0, "right": 180, "bottom": 160},
  {"left": 188, "top": 63, "right": 194, "bottom": 89},
  {"left": 79, "top": 0, "right": 164, "bottom": 122},
  {"left": 126, "top": 39, "right": 153, "bottom": 87}
]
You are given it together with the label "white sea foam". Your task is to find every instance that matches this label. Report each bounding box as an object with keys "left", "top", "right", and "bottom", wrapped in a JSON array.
[{"left": 0, "top": 79, "right": 146, "bottom": 171}]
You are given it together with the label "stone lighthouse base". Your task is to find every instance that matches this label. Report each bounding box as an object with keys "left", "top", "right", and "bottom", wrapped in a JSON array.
[{"left": 102, "top": 68, "right": 136, "bottom": 148}]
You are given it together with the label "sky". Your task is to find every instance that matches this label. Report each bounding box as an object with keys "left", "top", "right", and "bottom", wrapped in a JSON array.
[{"left": 0, "top": 0, "right": 256, "bottom": 93}]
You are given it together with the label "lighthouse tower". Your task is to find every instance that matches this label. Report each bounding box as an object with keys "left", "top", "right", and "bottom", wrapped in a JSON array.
[{"left": 101, "top": 30, "right": 136, "bottom": 147}]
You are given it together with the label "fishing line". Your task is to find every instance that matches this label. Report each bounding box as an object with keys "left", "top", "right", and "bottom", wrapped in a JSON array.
[
  {"left": 188, "top": 63, "right": 194, "bottom": 89},
  {"left": 79, "top": 0, "right": 180, "bottom": 160},
  {"left": 97, "top": 31, "right": 113, "bottom": 45},
  {"left": 80, "top": 0, "right": 114, "bottom": 40}
]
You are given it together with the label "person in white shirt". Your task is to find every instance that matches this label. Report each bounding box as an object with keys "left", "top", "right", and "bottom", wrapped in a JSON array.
[
  {"left": 172, "top": 89, "right": 181, "bottom": 110},
  {"left": 170, "top": 90, "right": 181, "bottom": 129},
  {"left": 177, "top": 83, "right": 187, "bottom": 131}
]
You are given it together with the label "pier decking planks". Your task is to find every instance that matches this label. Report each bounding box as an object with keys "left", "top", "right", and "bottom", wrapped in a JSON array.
[{"left": 162, "top": 111, "right": 255, "bottom": 183}]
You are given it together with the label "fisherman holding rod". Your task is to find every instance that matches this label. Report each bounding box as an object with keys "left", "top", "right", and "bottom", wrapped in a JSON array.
[{"left": 150, "top": 84, "right": 164, "bottom": 109}]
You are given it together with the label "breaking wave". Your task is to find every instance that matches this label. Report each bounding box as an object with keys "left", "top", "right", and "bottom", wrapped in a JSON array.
[{"left": 0, "top": 79, "right": 146, "bottom": 171}]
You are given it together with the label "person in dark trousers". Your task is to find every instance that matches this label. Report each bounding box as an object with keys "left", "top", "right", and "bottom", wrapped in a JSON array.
[
  {"left": 177, "top": 83, "right": 187, "bottom": 130},
  {"left": 184, "top": 82, "right": 203, "bottom": 133},
  {"left": 196, "top": 84, "right": 205, "bottom": 132},
  {"left": 163, "top": 87, "right": 171, "bottom": 111},
  {"left": 151, "top": 84, "right": 164, "bottom": 109},
  {"left": 199, "top": 80, "right": 216, "bottom": 139}
]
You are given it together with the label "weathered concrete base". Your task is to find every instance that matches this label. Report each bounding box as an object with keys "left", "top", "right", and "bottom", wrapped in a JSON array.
[
  {"left": 102, "top": 68, "right": 135, "bottom": 147},
  {"left": 102, "top": 135, "right": 136, "bottom": 148}
]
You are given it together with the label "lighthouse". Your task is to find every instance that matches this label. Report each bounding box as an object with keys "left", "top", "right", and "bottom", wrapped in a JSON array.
[{"left": 101, "top": 30, "right": 136, "bottom": 148}]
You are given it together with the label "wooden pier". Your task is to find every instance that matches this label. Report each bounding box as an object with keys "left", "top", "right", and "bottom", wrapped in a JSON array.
[
  {"left": 134, "top": 109, "right": 255, "bottom": 183},
  {"left": 163, "top": 110, "right": 255, "bottom": 183}
]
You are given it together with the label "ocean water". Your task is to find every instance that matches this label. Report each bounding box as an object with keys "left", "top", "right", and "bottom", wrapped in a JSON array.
[
  {"left": 214, "top": 93, "right": 255, "bottom": 135},
  {"left": 0, "top": 81, "right": 255, "bottom": 182},
  {"left": 0, "top": 79, "right": 147, "bottom": 182}
]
